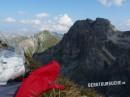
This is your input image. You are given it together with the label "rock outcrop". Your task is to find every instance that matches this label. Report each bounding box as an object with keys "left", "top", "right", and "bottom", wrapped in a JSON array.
[
  {"left": 0, "top": 40, "right": 8, "bottom": 48},
  {"left": 33, "top": 18, "right": 130, "bottom": 97}
]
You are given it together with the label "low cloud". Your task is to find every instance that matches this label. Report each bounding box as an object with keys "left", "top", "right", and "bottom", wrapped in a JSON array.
[
  {"left": 39, "top": 14, "right": 73, "bottom": 33},
  {"left": 116, "top": 20, "right": 130, "bottom": 31},
  {"left": 4, "top": 17, "right": 16, "bottom": 23},
  {"left": 56, "top": 14, "right": 73, "bottom": 32},
  {"left": 99, "top": 0, "right": 126, "bottom": 7},
  {"left": 58, "top": 14, "right": 73, "bottom": 27},
  {"left": 126, "top": 19, "right": 130, "bottom": 26},
  {"left": 36, "top": 13, "right": 49, "bottom": 19},
  {"left": 20, "top": 19, "right": 41, "bottom": 26},
  {"left": 3, "top": 13, "right": 73, "bottom": 33}
]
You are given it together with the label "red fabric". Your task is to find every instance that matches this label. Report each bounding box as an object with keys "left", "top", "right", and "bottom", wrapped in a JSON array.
[{"left": 15, "top": 60, "right": 64, "bottom": 97}]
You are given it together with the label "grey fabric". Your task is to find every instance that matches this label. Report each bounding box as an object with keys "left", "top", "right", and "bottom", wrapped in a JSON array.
[{"left": 0, "top": 82, "right": 21, "bottom": 97}]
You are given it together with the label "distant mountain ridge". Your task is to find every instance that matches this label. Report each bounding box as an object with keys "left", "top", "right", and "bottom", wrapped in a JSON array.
[
  {"left": 0, "top": 30, "right": 61, "bottom": 57},
  {"left": 33, "top": 18, "right": 130, "bottom": 97},
  {"left": 19, "top": 30, "right": 61, "bottom": 55}
]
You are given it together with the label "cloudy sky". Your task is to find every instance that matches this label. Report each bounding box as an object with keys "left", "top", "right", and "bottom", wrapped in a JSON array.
[{"left": 0, "top": 0, "right": 130, "bottom": 35}]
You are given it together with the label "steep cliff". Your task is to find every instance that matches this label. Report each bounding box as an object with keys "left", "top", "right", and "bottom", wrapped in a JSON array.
[{"left": 33, "top": 18, "right": 130, "bottom": 97}]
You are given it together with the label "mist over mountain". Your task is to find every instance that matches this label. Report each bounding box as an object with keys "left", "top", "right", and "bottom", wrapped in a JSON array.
[{"left": 33, "top": 18, "right": 130, "bottom": 97}]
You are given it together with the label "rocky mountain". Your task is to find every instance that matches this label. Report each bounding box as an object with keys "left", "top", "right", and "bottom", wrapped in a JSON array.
[
  {"left": 0, "top": 30, "right": 61, "bottom": 59},
  {"left": 0, "top": 40, "right": 8, "bottom": 48},
  {"left": 19, "top": 30, "right": 61, "bottom": 56},
  {"left": 33, "top": 30, "right": 61, "bottom": 53},
  {"left": 33, "top": 18, "right": 130, "bottom": 97},
  {"left": 8, "top": 36, "right": 28, "bottom": 47}
]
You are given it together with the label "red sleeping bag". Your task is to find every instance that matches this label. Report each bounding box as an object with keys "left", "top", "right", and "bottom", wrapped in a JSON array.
[{"left": 15, "top": 60, "right": 64, "bottom": 97}]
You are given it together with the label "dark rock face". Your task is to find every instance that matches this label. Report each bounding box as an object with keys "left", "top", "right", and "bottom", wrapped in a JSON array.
[
  {"left": 33, "top": 18, "right": 130, "bottom": 97},
  {"left": 0, "top": 40, "right": 8, "bottom": 48}
]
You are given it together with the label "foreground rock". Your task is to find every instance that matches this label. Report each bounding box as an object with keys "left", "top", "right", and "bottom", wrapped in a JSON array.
[{"left": 33, "top": 18, "right": 130, "bottom": 97}]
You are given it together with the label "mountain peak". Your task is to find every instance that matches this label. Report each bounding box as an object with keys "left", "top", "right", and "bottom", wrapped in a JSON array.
[
  {"left": 69, "top": 18, "right": 115, "bottom": 35},
  {"left": 33, "top": 18, "right": 130, "bottom": 97},
  {"left": 95, "top": 18, "right": 111, "bottom": 24}
]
